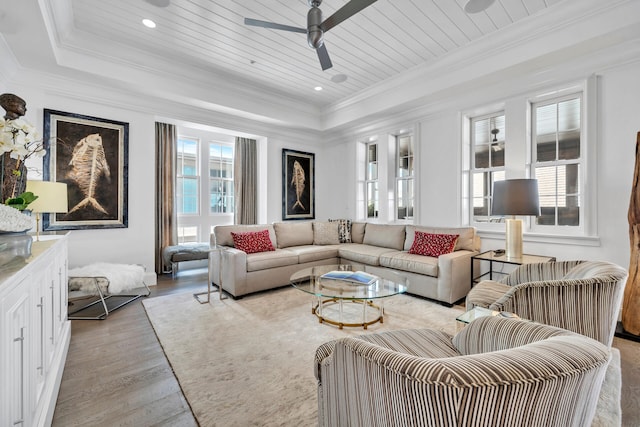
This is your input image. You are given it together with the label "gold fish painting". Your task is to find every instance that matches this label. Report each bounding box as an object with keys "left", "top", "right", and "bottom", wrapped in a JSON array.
[
  {"left": 66, "top": 133, "right": 111, "bottom": 214},
  {"left": 291, "top": 160, "right": 306, "bottom": 210},
  {"left": 283, "top": 150, "right": 314, "bottom": 220}
]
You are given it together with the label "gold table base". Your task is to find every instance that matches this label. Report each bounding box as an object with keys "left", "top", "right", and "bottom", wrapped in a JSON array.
[{"left": 311, "top": 297, "right": 383, "bottom": 329}]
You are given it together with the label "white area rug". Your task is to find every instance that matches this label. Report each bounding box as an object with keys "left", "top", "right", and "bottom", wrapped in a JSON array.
[
  {"left": 142, "top": 287, "right": 621, "bottom": 426},
  {"left": 142, "top": 287, "right": 462, "bottom": 426}
]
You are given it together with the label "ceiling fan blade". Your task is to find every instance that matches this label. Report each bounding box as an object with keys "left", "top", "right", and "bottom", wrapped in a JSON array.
[
  {"left": 321, "top": 0, "right": 378, "bottom": 32},
  {"left": 244, "top": 18, "right": 306, "bottom": 34},
  {"left": 316, "top": 43, "right": 333, "bottom": 71}
]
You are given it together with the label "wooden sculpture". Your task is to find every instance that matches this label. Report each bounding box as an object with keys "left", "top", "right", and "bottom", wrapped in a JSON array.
[{"left": 623, "top": 131, "right": 640, "bottom": 335}]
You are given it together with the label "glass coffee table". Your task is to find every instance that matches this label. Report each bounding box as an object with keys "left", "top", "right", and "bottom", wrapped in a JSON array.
[{"left": 290, "top": 264, "right": 407, "bottom": 329}]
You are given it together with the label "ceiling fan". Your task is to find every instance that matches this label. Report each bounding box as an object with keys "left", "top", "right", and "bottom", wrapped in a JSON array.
[{"left": 244, "top": 0, "right": 378, "bottom": 71}]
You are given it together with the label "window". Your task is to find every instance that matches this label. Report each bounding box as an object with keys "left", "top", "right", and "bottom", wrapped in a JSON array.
[
  {"left": 470, "top": 113, "right": 505, "bottom": 222},
  {"left": 396, "top": 134, "right": 414, "bottom": 220},
  {"left": 177, "top": 137, "right": 198, "bottom": 215},
  {"left": 366, "top": 142, "right": 379, "bottom": 219},
  {"left": 209, "top": 143, "right": 234, "bottom": 214},
  {"left": 532, "top": 94, "right": 582, "bottom": 228},
  {"left": 177, "top": 136, "right": 234, "bottom": 244}
]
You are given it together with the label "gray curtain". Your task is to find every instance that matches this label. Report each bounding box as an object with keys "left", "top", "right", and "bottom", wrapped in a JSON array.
[
  {"left": 234, "top": 137, "right": 257, "bottom": 224},
  {"left": 155, "top": 122, "right": 178, "bottom": 274}
]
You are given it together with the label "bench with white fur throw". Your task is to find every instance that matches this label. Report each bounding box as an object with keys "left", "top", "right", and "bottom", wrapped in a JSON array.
[{"left": 68, "top": 262, "right": 150, "bottom": 319}]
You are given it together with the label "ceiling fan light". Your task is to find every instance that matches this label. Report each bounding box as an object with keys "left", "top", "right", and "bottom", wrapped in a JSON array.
[
  {"left": 331, "top": 74, "right": 347, "bottom": 83},
  {"left": 464, "top": 0, "right": 496, "bottom": 14}
]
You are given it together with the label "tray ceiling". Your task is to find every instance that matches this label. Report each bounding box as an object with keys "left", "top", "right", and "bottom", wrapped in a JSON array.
[{"left": 65, "top": 0, "right": 563, "bottom": 107}]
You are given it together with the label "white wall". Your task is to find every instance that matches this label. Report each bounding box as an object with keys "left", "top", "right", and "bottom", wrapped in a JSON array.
[
  {"left": 3, "top": 35, "right": 639, "bottom": 274},
  {"left": 6, "top": 82, "right": 158, "bottom": 272},
  {"left": 324, "top": 58, "right": 640, "bottom": 269},
  {"left": 3, "top": 72, "right": 325, "bottom": 276}
]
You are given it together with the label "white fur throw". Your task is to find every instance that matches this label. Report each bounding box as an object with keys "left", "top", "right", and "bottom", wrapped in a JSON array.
[{"left": 68, "top": 263, "right": 145, "bottom": 294}]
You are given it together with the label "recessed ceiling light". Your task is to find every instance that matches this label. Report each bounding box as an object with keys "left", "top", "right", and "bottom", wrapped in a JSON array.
[
  {"left": 331, "top": 74, "right": 348, "bottom": 83},
  {"left": 464, "top": 0, "right": 495, "bottom": 14},
  {"left": 314, "top": 86, "right": 323, "bottom": 91},
  {"left": 142, "top": 19, "right": 157, "bottom": 28}
]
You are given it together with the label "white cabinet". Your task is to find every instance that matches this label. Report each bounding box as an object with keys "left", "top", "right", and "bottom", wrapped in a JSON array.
[{"left": 1, "top": 235, "right": 70, "bottom": 427}]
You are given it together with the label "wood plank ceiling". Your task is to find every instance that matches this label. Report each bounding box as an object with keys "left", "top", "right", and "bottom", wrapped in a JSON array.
[{"left": 69, "top": 0, "right": 563, "bottom": 107}]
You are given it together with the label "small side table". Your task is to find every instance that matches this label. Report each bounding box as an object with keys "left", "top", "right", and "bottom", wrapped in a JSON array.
[
  {"left": 471, "top": 251, "right": 556, "bottom": 287},
  {"left": 193, "top": 246, "right": 227, "bottom": 304}
]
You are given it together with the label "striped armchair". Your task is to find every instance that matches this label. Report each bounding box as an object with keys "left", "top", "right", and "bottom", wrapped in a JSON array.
[
  {"left": 465, "top": 260, "right": 628, "bottom": 347},
  {"left": 315, "top": 316, "right": 610, "bottom": 427}
]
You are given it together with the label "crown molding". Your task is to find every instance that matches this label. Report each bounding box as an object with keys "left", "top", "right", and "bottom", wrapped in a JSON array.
[
  {"left": 33, "top": 0, "right": 325, "bottom": 131},
  {"left": 10, "top": 67, "right": 324, "bottom": 144},
  {"left": 0, "top": 36, "right": 19, "bottom": 84},
  {"left": 321, "top": 0, "right": 640, "bottom": 130}
]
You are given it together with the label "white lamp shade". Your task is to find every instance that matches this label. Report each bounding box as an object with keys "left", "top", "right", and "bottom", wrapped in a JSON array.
[{"left": 26, "top": 181, "right": 69, "bottom": 214}]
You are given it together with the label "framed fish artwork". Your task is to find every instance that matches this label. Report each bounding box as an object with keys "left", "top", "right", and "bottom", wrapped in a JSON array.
[
  {"left": 41, "top": 109, "right": 128, "bottom": 230},
  {"left": 282, "top": 148, "right": 315, "bottom": 220}
]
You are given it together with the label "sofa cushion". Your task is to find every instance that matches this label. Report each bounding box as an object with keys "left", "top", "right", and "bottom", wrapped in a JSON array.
[
  {"left": 273, "top": 221, "right": 314, "bottom": 248},
  {"left": 338, "top": 243, "right": 398, "bottom": 266},
  {"left": 284, "top": 245, "right": 339, "bottom": 263},
  {"left": 350, "top": 222, "right": 366, "bottom": 244},
  {"left": 379, "top": 251, "right": 439, "bottom": 277},
  {"left": 408, "top": 231, "right": 458, "bottom": 257},
  {"left": 329, "top": 219, "right": 352, "bottom": 243},
  {"left": 245, "top": 249, "right": 299, "bottom": 272},
  {"left": 313, "top": 221, "right": 341, "bottom": 245},
  {"left": 231, "top": 230, "right": 275, "bottom": 254},
  {"left": 362, "top": 223, "right": 406, "bottom": 250},
  {"left": 405, "top": 225, "right": 476, "bottom": 252}
]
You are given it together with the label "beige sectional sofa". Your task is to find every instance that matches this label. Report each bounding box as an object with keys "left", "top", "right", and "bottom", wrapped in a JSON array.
[{"left": 209, "top": 221, "right": 480, "bottom": 305}]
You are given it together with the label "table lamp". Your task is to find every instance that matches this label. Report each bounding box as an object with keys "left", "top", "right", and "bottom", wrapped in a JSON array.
[
  {"left": 26, "top": 180, "right": 69, "bottom": 241},
  {"left": 491, "top": 179, "right": 540, "bottom": 260}
]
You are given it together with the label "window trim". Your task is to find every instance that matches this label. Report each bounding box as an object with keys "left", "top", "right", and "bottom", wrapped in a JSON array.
[
  {"left": 467, "top": 111, "right": 506, "bottom": 231},
  {"left": 176, "top": 135, "right": 235, "bottom": 243},
  {"left": 176, "top": 136, "right": 200, "bottom": 217},
  {"left": 365, "top": 141, "right": 379, "bottom": 219},
  {"left": 462, "top": 77, "right": 597, "bottom": 240},
  {"left": 395, "top": 133, "right": 414, "bottom": 221},
  {"left": 529, "top": 91, "right": 586, "bottom": 237},
  {"left": 208, "top": 141, "right": 235, "bottom": 215}
]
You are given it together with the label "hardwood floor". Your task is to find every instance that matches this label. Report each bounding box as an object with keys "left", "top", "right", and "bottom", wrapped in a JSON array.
[
  {"left": 52, "top": 270, "right": 206, "bottom": 426},
  {"left": 53, "top": 268, "right": 640, "bottom": 426}
]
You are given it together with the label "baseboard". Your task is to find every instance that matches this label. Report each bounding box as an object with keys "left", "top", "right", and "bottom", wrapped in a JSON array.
[{"left": 614, "top": 321, "right": 640, "bottom": 342}]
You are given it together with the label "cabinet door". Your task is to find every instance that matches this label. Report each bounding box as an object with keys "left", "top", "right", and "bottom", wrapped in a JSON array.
[{"left": 2, "top": 283, "right": 32, "bottom": 427}]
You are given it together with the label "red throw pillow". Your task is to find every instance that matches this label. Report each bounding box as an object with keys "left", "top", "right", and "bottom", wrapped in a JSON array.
[
  {"left": 231, "top": 230, "right": 275, "bottom": 254},
  {"left": 409, "top": 231, "right": 459, "bottom": 257}
]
